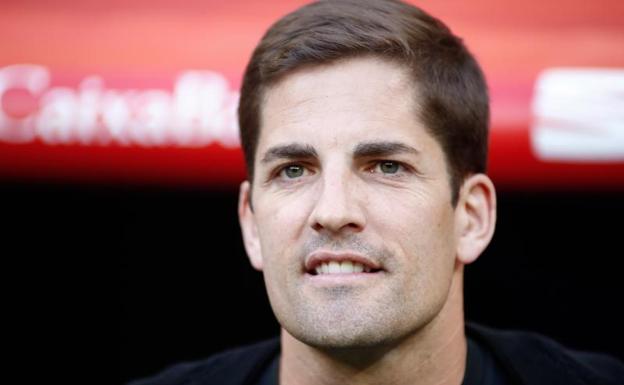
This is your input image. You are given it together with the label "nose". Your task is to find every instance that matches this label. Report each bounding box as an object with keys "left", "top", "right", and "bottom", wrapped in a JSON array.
[{"left": 308, "top": 170, "right": 366, "bottom": 234}]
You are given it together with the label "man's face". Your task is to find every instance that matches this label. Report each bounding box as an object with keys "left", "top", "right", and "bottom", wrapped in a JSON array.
[{"left": 240, "top": 57, "right": 462, "bottom": 349}]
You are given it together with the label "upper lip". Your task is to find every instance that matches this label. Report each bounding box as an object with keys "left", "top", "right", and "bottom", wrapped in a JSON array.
[{"left": 304, "top": 251, "right": 382, "bottom": 273}]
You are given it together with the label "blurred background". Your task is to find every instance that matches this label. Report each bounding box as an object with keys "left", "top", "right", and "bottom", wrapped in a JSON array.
[{"left": 0, "top": 0, "right": 622, "bottom": 383}]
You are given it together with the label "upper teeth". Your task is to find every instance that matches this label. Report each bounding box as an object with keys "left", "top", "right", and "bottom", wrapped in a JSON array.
[{"left": 314, "top": 261, "right": 370, "bottom": 274}]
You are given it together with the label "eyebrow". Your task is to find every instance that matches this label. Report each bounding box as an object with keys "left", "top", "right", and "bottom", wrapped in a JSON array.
[
  {"left": 353, "top": 141, "right": 420, "bottom": 158},
  {"left": 260, "top": 143, "right": 318, "bottom": 164}
]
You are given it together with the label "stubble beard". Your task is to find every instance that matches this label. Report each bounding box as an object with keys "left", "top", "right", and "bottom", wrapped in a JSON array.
[
  {"left": 284, "top": 285, "right": 409, "bottom": 350},
  {"left": 267, "top": 234, "right": 437, "bottom": 351}
]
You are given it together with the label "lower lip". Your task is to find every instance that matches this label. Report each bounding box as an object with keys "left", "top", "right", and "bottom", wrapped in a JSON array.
[{"left": 304, "top": 272, "right": 383, "bottom": 285}]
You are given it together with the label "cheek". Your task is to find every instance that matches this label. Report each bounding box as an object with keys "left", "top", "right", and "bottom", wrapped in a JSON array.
[
  {"left": 254, "top": 200, "right": 312, "bottom": 310},
  {"left": 371, "top": 185, "right": 452, "bottom": 231},
  {"left": 255, "top": 195, "right": 312, "bottom": 269},
  {"left": 371, "top": 188, "right": 456, "bottom": 266}
]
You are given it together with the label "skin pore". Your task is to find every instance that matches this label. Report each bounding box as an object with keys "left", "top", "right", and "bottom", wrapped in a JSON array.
[{"left": 238, "top": 56, "right": 496, "bottom": 385}]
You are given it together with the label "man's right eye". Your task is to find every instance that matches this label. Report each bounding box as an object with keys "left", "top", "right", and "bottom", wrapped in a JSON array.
[{"left": 281, "top": 165, "right": 305, "bottom": 179}]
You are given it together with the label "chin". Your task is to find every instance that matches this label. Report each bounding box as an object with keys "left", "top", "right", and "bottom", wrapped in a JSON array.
[
  {"left": 278, "top": 303, "right": 439, "bottom": 353},
  {"left": 295, "top": 329, "right": 391, "bottom": 350},
  {"left": 283, "top": 314, "right": 405, "bottom": 351}
]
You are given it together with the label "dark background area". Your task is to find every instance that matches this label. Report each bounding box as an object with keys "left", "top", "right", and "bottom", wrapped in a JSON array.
[{"left": 3, "top": 182, "right": 622, "bottom": 384}]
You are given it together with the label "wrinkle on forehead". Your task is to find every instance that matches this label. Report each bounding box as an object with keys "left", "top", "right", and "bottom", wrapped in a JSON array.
[{"left": 260, "top": 57, "right": 418, "bottom": 131}]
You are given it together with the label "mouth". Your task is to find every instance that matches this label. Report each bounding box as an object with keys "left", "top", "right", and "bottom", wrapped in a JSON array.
[{"left": 304, "top": 252, "right": 383, "bottom": 276}]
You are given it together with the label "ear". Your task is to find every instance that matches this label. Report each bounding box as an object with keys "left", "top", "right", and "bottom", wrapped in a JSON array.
[
  {"left": 238, "top": 181, "right": 264, "bottom": 271},
  {"left": 455, "top": 174, "right": 497, "bottom": 265}
]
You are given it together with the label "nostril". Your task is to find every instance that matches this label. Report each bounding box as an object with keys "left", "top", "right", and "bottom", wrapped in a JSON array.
[{"left": 311, "top": 221, "right": 363, "bottom": 233}]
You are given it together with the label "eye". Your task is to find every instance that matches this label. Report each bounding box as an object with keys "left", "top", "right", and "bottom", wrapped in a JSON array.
[
  {"left": 377, "top": 161, "right": 401, "bottom": 174},
  {"left": 281, "top": 164, "right": 305, "bottom": 179}
]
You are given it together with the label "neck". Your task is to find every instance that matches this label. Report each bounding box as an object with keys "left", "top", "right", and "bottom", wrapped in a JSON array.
[{"left": 279, "top": 267, "right": 467, "bottom": 385}]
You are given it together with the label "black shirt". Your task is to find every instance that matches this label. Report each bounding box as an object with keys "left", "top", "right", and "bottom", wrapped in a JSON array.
[{"left": 128, "top": 323, "right": 624, "bottom": 385}]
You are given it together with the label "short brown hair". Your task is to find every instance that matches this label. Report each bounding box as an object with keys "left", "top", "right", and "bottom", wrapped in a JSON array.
[{"left": 238, "top": 0, "right": 489, "bottom": 205}]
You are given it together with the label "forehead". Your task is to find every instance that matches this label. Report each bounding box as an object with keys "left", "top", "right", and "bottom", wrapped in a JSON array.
[{"left": 257, "top": 56, "right": 432, "bottom": 158}]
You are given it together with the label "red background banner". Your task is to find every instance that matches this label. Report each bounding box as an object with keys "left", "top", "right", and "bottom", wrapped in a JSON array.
[{"left": 1, "top": 0, "right": 623, "bottom": 189}]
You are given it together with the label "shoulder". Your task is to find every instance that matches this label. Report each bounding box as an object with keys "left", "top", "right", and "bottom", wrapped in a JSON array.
[
  {"left": 467, "top": 322, "right": 624, "bottom": 385},
  {"left": 127, "top": 338, "right": 280, "bottom": 385}
]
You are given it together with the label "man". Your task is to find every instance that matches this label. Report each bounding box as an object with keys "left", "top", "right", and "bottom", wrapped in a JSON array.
[{"left": 131, "top": 1, "right": 624, "bottom": 384}]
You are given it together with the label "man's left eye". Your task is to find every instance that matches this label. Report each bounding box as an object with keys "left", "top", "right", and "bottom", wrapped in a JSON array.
[
  {"left": 282, "top": 165, "right": 305, "bottom": 178},
  {"left": 377, "top": 161, "right": 401, "bottom": 174}
]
